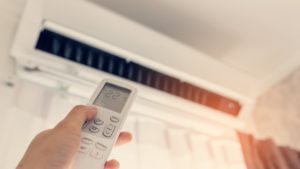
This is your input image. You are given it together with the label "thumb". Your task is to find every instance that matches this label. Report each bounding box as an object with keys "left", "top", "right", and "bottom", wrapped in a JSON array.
[{"left": 56, "top": 105, "right": 97, "bottom": 131}]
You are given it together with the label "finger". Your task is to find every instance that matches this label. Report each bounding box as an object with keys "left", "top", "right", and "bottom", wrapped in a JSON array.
[
  {"left": 56, "top": 105, "right": 97, "bottom": 130},
  {"left": 34, "top": 129, "right": 51, "bottom": 139},
  {"left": 115, "top": 132, "right": 132, "bottom": 146},
  {"left": 104, "top": 159, "right": 120, "bottom": 169}
]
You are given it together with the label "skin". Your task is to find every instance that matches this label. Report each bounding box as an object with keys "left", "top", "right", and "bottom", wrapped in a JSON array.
[{"left": 16, "top": 105, "right": 132, "bottom": 169}]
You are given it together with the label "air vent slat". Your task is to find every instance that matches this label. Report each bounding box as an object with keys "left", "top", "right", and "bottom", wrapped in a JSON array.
[
  {"left": 74, "top": 46, "right": 85, "bottom": 63},
  {"left": 63, "top": 41, "right": 73, "bottom": 59},
  {"left": 52, "top": 35, "right": 64, "bottom": 56},
  {"left": 117, "top": 59, "right": 127, "bottom": 77},
  {"left": 97, "top": 52, "right": 107, "bottom": 71},
  {"left": 169, "top": 78, "right": 180, "bottom": 96},
  {"left": 144, "top": 69, "right": 153, "bottom": 86},
  {"left": 136, "top": 66, "right": 143, "bottom": 83},
  {"left": 126, "top": 62, "right": 138, "bottom": 81},
  {"left": 86, "top": 50, "right": 95, "bottom": 67},
  {"left": 107, "top": 57, "right": 115, "bottom": 74},
  {"left": 185, "top": 83, "right": 194, "bottom": 100},
  {"left": 35, "top": 29, "right": 242, "bottom": 116}
]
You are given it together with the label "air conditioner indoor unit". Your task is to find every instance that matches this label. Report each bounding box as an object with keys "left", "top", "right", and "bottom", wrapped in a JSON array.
[{"left": 10, "top": 0, "right": 299, "bottom": 135}]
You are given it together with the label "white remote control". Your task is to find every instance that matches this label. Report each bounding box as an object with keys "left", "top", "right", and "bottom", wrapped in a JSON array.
[{"left": 73, "top": 79, "right": 137, "bottom": 169}]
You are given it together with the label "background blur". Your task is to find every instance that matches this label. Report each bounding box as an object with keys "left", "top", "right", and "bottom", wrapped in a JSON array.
[{"left": 1, "top": 0, "right": 300, "bottom": 169}]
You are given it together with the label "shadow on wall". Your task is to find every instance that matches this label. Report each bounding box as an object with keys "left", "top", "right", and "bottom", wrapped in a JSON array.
[
  {"left": 238, "top": 132, "right": 300, "bottom": 169},
  {"left": 253, "top": 66, "right": 300, "bottom": 150}
]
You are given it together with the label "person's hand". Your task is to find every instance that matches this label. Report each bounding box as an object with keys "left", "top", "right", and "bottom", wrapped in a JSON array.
[{"left": 16, "top": 105, "right": 132, "bottom": 169}]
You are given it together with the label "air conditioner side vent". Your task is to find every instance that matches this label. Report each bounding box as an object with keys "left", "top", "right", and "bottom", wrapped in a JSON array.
[{"left": 35, "top": 29, "right": 241, "bottom": 116}]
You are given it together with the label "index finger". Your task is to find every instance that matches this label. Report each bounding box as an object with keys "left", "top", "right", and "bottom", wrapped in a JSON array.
[{"left": 56, "top": 105, "right": 97, "bottom": 131}]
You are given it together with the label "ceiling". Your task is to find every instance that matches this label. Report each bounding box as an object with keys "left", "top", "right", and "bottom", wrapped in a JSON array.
[{"left": 88, "top": 0, "right": 300, "bottom": 78}]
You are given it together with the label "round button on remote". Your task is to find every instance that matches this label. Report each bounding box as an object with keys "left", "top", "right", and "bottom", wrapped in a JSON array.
[
  {"left": 103, "top": 130, "right": 113, "bottom": 138},
  {"left": 110, "top": 116, "right": 119, "bottom": 123},
  {"left": 94, "top": 118, "right": 104, "bottom": 125},
  {"left": 89, "top": 125, "right": 100, "bottom": 133},
  {"left": 102, "top": 124, "right": 115, "bottom": 138}
]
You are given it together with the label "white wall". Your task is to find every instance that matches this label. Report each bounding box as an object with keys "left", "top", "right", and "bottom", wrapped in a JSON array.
[
  {"left": 253, "top": 67, "right": 300, "bottom": 150},
  {"left": 0, "top": 79, "right": 87, "bottom": 168},
  {"left": 90, "top": 0, "right": 300, "bottom": 79},
  {"left": 0, "top": 0, "right": 26, "bottom": 80}
]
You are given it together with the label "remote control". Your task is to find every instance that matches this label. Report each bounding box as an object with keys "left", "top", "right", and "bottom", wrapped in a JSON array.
[{"left": 73, "top": 79, "right": 137, "bottom": 169}]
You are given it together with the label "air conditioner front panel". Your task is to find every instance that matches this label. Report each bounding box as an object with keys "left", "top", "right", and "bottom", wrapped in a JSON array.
[
  {"left": 11, "top": 0, "right": 256, "bottom": 130},
  {"left": 13, "top": 0, "right": 259, "bottom": 98}
]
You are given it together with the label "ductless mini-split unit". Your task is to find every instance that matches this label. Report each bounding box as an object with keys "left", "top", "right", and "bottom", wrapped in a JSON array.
[{"left": 11, "top": 0, "right": 300, "bottom": 135}]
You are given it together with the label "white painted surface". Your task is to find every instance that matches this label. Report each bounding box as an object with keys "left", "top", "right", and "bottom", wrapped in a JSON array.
[
  {"left": 168, "top": 129, "right": 193, "bottom": 169},
  {"left": 0, "top": 0, "right": 25, "bottom": 80},
  {"left": 90, "top": 0, "right": 300, "bottom": 79}
]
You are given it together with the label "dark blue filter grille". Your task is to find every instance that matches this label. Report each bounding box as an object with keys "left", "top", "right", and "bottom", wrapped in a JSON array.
[{"left": 35, "top": 29, "right": 241, "bottom": 116}]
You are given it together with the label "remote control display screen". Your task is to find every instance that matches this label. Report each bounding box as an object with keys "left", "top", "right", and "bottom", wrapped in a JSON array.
[{"left": 94, "top": 83, "right": 131, "bottom": 113}]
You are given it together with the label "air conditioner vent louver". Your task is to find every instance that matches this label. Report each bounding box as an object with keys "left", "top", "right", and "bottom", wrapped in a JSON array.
[{"left": 35, "top": 29, "right": 241, "bottom": 116}]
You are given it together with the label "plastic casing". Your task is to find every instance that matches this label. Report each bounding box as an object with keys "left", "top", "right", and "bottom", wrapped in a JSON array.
[{"left": 73, "top": 79, "right": 137, "bottom": 169}]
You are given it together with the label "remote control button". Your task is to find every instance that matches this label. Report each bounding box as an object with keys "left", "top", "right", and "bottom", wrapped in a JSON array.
[
  {"left": 89, "top": 125, "right": 100, "bottom": 133},
  {"left": 95, "top": 142, "right": 107, "bottom": 150},
  {"left": 79, "top": 144, "right": 90, "bottom": 154},
  {"left": 90, "top": 149, "right": 103, "bottom": 159},
  {"left": 102, "top": 124, "right": 115, "bottom": 138},
  {"left": 107, "top": 124, "right": 115, "bottom": 131},
  {"left": 94, "top": 118, "right": 104, "bottom": 125},
  {"left": 110, "top": 116, "right": 119, "bottom": 123},
  {"left": 81, "top": 137, "right": 93, "bottom": 145},
  {"left": 103, "top": 130, "right": 113, "bottom": 138}
]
